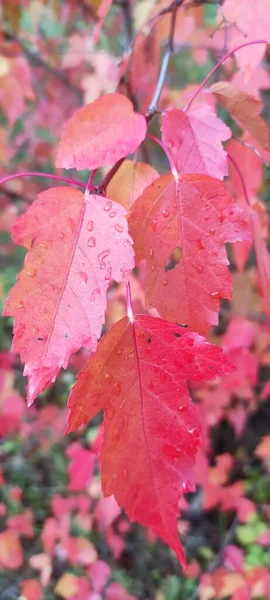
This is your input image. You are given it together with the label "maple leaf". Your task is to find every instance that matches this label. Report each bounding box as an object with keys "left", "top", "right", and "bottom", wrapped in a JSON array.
[
  {"left": 162, "top": 105, "right": 231, "bottom": 179},
  {"left": 210, "top": 82, "right": 270, "bottom": 151},
  {"left": 66, "top": 314, "right": 234, "bottom": 565},
  {"left": 220, "top": 0, "right": 270, "bottom": 75},
  {"left": 128, "top": 174, "right": 250, "bottom": 334},
  {"left": 3, "top": 187, "right": 134, "bottom": 405},
  {"left": 55, "top": 94, "right": 146, "bottom": 171}
]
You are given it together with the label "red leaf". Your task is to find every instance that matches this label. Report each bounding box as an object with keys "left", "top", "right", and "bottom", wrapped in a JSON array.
[
  {"left": 162, "top": 105, "right": 231, "bottom": 179},
  {"left": 128, "top": 175, "right": 250, "bottom": 334},
  {"left": 55, "top": 94, "right": 146, "bottom": 171},
  {"left": 211, "top": 82, "right": 270, "bottom": 151},
  {"left": 66, "top": 315, "right": 234, "bottom": 565},
  {"left": 3, "top": 187, "right": 134, "bottom": 404}
]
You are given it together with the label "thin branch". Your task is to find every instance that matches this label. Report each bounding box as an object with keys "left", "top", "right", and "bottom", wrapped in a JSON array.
[{"left": 148, "top": 0, "right": 181, "bottom": 113}]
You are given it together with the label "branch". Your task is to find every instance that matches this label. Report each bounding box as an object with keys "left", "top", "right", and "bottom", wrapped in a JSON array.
[{"left": 148, "top": 0, "right": 181, "bottom": 114}]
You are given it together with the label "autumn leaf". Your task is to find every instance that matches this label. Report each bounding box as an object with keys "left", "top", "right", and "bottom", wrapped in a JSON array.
[
  {"left": 162, "top": 105, "right": 231, "bottom": 179},
  {"left": 66, "top": 314, "right": 234, "bottom": 565},
  {"left": 3, "top": 187, "right": 134, "bottom": 405},
  {"left": 55, "top": 94, "right": 147, "bottom": 171},
  {"left": 210, "top": 82, "right": 270, "bottom": 151},
  {"left": 128, "top": 174, "right": 250, "bottom": 334}
]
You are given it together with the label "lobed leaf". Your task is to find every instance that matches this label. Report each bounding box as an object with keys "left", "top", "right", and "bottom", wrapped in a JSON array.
[
  {"left": 3, "top": 187, "right": 134, "bottom": 405},
  {"left": 128, "top": 174, "right": 250, "bottom": 334},
  {"left": 162, "top": 105, "right": 231, "bottom": 179},
  {"left": 66, "top": 314, "right": 235, "bottom": 566}
]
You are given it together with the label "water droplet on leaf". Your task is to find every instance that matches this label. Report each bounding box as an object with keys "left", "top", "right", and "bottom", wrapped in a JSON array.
[
  {"left": 87, "top": 220, "right": 94, "bottom": 232},
  {"left": 87, "top": 236, "right": 96, "bottom": 247},
  {"left": 79, "top": 271, "right": 88, "bottom": 285},
  {"left": 115, "top": 223, "right": 123, "bottom": 233},
  {"left": 26, "top": 266, "right": 37, "bottom": 277},
  {"left": 98, "top": 249, "right": 110, "bottom": 269},
  {"left": 104, "top": 200, "right": 112, "bottom": 212}
]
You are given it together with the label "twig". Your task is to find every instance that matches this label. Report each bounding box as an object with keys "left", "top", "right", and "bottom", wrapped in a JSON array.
[
  {"left": 148, "top": 0, "right": 181, "bottom": 113},
  {"left": 189, "top": 516, "right": 238, "bottom": 600}
]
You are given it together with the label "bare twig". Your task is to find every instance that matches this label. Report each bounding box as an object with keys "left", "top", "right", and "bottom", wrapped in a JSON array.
[{"left": 148, "top": 0, "right": 181, "bottom": 113}]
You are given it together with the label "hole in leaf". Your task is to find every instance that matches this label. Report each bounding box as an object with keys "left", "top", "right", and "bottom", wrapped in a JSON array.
[{"left": 164, "top": 246, "right": 182, "bottom": 272}]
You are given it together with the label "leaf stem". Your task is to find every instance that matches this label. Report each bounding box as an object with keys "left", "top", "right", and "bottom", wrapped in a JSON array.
[
  {"left": 227, "top": 152, "right": 250, "bottom": 206},
  {"left": 147, "top": 134, "right": 178, "bottom": 181},
  {"left": 126, "top": 281, "right": 134, "bottom": 323},
  {"left": 184, "top": 39, "right": 269, "bottom": 112},
  {"left": 0, "top": 172, "right": 87, "bottom": 190}
]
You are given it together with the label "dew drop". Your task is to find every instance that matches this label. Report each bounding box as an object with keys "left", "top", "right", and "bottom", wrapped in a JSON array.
[
  {"left": 109, "top": 211, "right": 117, "bottom": 218},
  {"left": 209, "top": 228, "right": 216, "bottom": 236},
  {"left": 196, "top": 239, "right": 205, "bottom": 250},
  {"left": 104, "top": 200, "right": 112, "bottom": 212},
  {"left": 219, "top": 213, "right": 225, "bottom": 223},
  {"left": 149, "top": 248, "right": 154, "bottom": 258},
  {"left": 38, "top": 241, "right": 48, "bottom": 249},
  {"left": 162, "top": 279, "right": 168, "bottom": 287},
  {"left": 90, "top": 288, "right": 101, "bottom": 303},
  {"left": 151, "top": 265, "right": 155, "bottom": 271},
  {"left": 123, "top": 469, "right": 128, "bottom": 479},
  {"left": 112, "top": 381, "right": 121, "bottom": 396},
  {"left": 36, "top": 255, "right": 44, "bottom": 265},
  {"left": 58, "top": 232, "right": 65, "bottom": 240},
  {"left": 192, "top": 262, "right": 203, "bottom": 273},
  {"left": 162, "top": 209, "right": 170, "bottom": 218},
  {"left": 151, "top": 219, "right": 158, "bottom": 232},
  {"left": 87, "top": 236, "right": 96, "bottom": 247},
  {"left": 210, "top": 291, "right": 220, "bottom": 299},
  {"left": 115, "top": 223, "right": 123, "bottom": 233},
  {"left": 26, "top": 266, "right": 37, "bottom": 277},
  {"left": 124, "top": 238, "right": 132, "bottom": 248},
  {"left": 79, "top": 271, "right": 88, "bottom": 285},
  {"left": 98, "top": 249, "right": 110, "bottom": 269},
  {"left": 105, "top": 267, "right": 112, "bottom": 281},
  {"left": 87, "top": 220, "right": 94, "bottom": 232},
  {"left": 105, "top": 373, "right": 112, "bottom": 383}
]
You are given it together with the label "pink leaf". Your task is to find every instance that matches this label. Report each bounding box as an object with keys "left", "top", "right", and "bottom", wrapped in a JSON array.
[
  {"left": 56, "top": 94, "right": 146, "bottom": 171},
  {"left": 3, "top": 187, "right": 134, "bottom": 404},
  {"left": 162, "top": 105, "right": 231, "bottom": 179}
]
